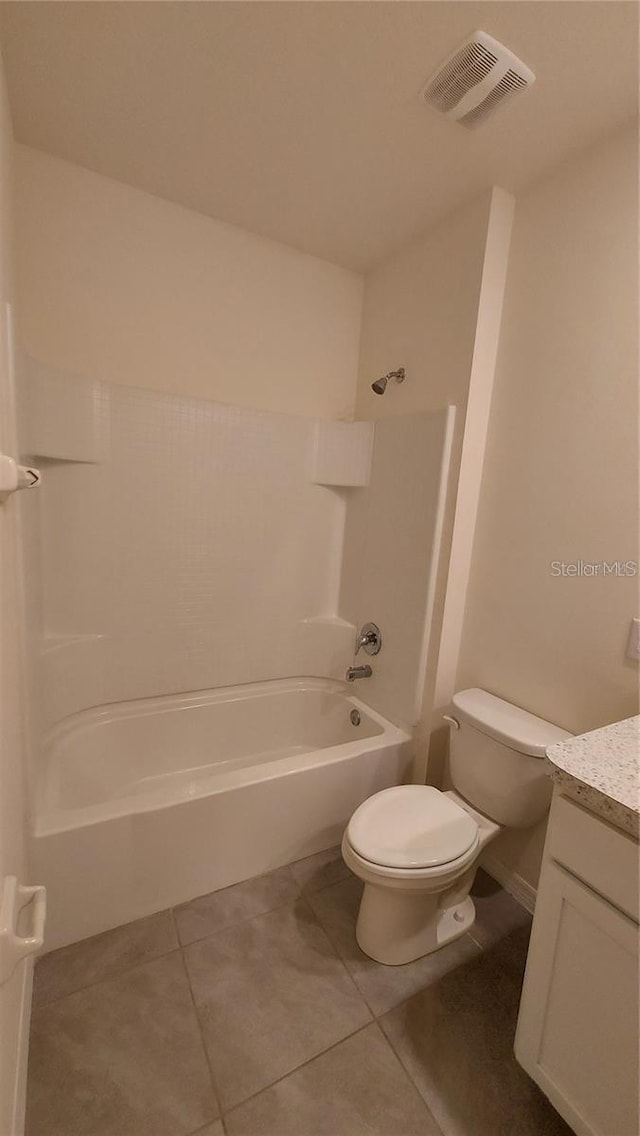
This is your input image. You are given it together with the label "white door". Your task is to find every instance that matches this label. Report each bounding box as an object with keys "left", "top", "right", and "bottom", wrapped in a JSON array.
[{"left": 0, "top": 303, "right": 33, "bottom": 1136}]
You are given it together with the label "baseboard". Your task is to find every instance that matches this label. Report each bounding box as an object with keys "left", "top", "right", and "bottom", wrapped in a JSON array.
[{"left": 480, "top": 853, "right": 537, "bottom": 915}]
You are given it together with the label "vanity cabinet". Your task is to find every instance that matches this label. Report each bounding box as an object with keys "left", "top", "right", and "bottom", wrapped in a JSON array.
[{"left": 515, "top": 793, "right": 639, "bottom": 1136}]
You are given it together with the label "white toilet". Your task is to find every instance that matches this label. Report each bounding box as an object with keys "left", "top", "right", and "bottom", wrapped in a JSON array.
[{"left": 342, "top": 688, "right": 571, "bottom": 965}]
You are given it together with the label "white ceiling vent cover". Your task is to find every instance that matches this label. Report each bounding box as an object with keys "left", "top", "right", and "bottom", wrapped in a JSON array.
[{"left": 423, "top": 31, "right": 535, "bottom": 128}]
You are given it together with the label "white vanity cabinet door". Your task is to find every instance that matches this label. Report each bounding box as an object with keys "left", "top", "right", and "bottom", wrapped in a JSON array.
[{"left": 515, "top": 859, "right": 639, "bottom": 1136}]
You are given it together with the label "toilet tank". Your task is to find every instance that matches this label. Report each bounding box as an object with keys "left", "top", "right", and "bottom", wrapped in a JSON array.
[{"left": 447, "top": 689, "right": 572, "bottom": 829}]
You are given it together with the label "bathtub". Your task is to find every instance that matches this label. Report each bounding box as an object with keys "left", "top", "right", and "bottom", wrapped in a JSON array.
[{"left": 33, "top": 678, "right": 412, "bottom": 950}]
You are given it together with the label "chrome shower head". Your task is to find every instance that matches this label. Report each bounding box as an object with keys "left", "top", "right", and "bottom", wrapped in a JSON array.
[{"left": 371, "top": 367, "right": 405, "bottom": 395}]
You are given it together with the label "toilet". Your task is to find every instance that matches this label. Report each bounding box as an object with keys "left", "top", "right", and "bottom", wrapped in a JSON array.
[{"left": 342, "top": 688, "right": 571, "bottom": 965}]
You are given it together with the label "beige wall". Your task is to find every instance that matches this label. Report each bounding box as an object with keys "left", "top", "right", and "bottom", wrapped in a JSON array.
[
  {"left": 457, "top": 126, "right": 639, "bottom": 890},
  {"left": 356, "top": 193, "right": 491, "bottom": 420},
  {"left": 14, "top": 145, "right": 363, "bottom": 419}
]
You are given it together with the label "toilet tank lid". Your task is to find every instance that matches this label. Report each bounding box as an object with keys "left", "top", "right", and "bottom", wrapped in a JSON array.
[{"left": 451, "top": 688, "right": 572, "bottom": 757}]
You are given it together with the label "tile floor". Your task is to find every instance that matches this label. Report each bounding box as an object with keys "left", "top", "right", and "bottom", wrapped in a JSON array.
[{"left": 27, "top": 852, "right": 571, "bottom": 1136}]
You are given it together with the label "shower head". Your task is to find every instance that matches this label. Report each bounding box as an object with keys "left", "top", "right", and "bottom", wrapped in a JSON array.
[{"left": 371, "top": 368, "right": 406, "bottom": 396}]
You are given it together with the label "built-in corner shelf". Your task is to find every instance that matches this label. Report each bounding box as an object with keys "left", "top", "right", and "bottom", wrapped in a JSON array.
[
  {"left": 19, "top": 354, "right": 106, "bottom": 465},
  {"left": 310, "top": 421, "right": 374, "bottom": 488}
]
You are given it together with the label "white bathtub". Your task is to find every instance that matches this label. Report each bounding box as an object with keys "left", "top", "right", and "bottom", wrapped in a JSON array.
[{"left": 33, "top": 678, "right": 412, "bottom": 950}]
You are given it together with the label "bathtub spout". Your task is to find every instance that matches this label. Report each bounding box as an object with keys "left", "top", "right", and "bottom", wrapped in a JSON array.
[{"left": 346, "top": 665, "right": 372, "bottom": 682}]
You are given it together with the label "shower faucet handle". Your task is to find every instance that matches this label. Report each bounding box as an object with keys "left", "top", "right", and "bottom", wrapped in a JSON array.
[{"left": 356, "top": 623, "right": 382, "bottom": 656}]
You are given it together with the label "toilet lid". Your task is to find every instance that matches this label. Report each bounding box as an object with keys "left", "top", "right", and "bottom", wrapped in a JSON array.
[{"left": 347, "top": 786, "right": 478, "bottom": 869}]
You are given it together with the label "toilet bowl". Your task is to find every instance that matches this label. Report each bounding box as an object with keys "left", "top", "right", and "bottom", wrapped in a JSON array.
[
  {"left": 343, "top": 688, "right": 571, "bottom": 966},
  {"left": 342, "top": 786, "right": 499, "bottom": 964}
]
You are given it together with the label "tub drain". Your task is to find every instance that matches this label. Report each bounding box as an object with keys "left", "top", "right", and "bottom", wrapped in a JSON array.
[{"left": 350, "top": 709, "right": 361, "bottom": 727}]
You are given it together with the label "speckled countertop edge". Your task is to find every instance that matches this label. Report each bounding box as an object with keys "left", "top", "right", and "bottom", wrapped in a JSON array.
[{"left": 546, "top": 716, "right": 640, "bottom": 838}]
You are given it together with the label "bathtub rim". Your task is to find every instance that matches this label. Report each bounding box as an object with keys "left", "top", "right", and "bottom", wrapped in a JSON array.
[
  {"left": 44, "top": 675, "right": 385, "bottom": 745},
  {"left": 35, "top": 676, "right": 411, "bottom": 838}
]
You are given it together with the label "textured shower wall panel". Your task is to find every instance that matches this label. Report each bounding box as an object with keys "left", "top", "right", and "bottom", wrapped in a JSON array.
[
  {"left": 28, "top": 373, "right": 348, "bottom": 726},
  {"left": 339, "top": 408, "right": 454, "bottom": 727}
]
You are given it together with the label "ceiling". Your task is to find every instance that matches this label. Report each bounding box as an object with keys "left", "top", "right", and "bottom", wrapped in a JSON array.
[{"left": 1, "top": 1, "right": 637, "bottom": 271}]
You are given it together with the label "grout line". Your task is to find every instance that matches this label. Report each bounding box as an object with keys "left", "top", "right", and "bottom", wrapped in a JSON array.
[
  {"left": 297, "top": 893, "right": 378, "bottom": 1021},
  {"left": 176, "top": 888, "right": 375, "bottom": 1121},
  {"left": 34, "top": 872, "right": 344, "bottom": 1009},
  {"left": 169, "top": 903, "right": 180, "bottom": 936},
  {"left": 299, "top": 875, "right": 354, "bottom": 898},
  {"left": 370, "top": 1020, "right": 446, "bottom": 1136},
  {"left": 337, "top": 958, "right": 377, "bottom": 1022},
  {"left": 220, "top": 1021, "right": 375, "bottom": 1121},
  {"left": 175, "top": 865, "right": 354, "bottom": 950},
  {"left": 295, "top": 864, "right": 355, "bottom": 898},
  {"left": 178, "top": 946, "right": 225, "bottom": 1129},
  {"left": 299, "top": 879, "right": 478, "bottom": 1026},
  {"left": 174, "top": 870, "right": 355, "bottom": 953},
  {"left": 376, "top": 1015, "right": 447, "bottom": 1134},
  {"left": 32, "top": 942, "right": 183, "bottom": 1009},
  {"left": 174, "top": 891, "right": 303, "bottom": 950},
  {"left": 302, "top": 905, "right": 379, "bottom": 1021},
  {"left": 172, "top": 860, "right": 313, "bottom": 948},
  {"left": 362, "top": 932, "right": 484, "bottom": 1023},
  {"left": 187, "top": 1123, "right": 225, "bottom": 1136},
  {"left": 34, "top": 864, "right": 355, "bottom": 1016},
  {"left": 467, "top": 926, "right": 487, "bottom": 951}
]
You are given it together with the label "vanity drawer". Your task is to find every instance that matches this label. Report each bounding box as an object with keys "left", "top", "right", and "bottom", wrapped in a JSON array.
[{"left": 547, "top": 793, "right": 639, "bottom": 922}]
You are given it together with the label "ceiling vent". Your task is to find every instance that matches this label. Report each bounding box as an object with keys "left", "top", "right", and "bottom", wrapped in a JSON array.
[{"left": 423, "top": 31, "right": 535, "bottom": 129}]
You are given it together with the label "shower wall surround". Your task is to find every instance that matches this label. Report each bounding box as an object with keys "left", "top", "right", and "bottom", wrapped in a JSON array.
[
  {"left": 19, "top": 356, "right": 452, "bottom": 745},
  {"left": 20, "top": 360, "right": 349, "bottom": 730},
  {"left": 340, "top": 407, "right": 454, "bottom": 727}
]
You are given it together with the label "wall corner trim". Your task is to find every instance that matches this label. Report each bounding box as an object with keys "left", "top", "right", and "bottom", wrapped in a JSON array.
[{"left": 432, "top": 185, "right": 516, "bottom": 713}]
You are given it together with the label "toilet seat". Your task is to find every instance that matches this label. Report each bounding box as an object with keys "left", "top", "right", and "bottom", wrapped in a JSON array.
[{"left": 346, "top": 785, "right": 479, "bottom": 870}]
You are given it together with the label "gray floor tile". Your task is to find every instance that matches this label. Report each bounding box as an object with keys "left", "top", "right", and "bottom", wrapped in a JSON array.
[
  {"left": 183, "top": 897, "right": 371, "bottom": 1110},
  {"left": 224, "top": 1023, "right": 440, "bottom": 1136},
  {"left": 26, "top": 951, "right": 218, "bottom": 1136},
  {"left": 289, "top": 844, "right": 351, "bottom": 894},
  {"left": 481, "top": 922, "right": 536, "bottom": 989},
  {"left": 33, "top": 909, "right": 178, "bottom": 1006},
  {"left": 470, "top": 869, "right": 532, "bottom": 950},
  {"left": 380, "top": 929, "right": 572, "bottom": 1136},
  {"left": 308, "top": 875, "right": 482, "bottom": 1016},
  {"left": 174, "top": 866, "right": 301, "bottom": 946}
]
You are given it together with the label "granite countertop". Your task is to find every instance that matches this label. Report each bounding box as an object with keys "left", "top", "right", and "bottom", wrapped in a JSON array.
[{"left": 546, "top": 716, "right": 640, "bottom": 837}]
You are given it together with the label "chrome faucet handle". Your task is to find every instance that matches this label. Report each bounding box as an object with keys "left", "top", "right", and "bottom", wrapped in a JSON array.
[{"left": 356, "top": 622, "right": 382, "bottom": 656}]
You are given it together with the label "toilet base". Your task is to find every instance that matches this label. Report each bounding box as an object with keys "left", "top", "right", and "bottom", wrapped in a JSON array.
[{"left": 355, "top": 883, "right": 476, "bottom": 966}]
